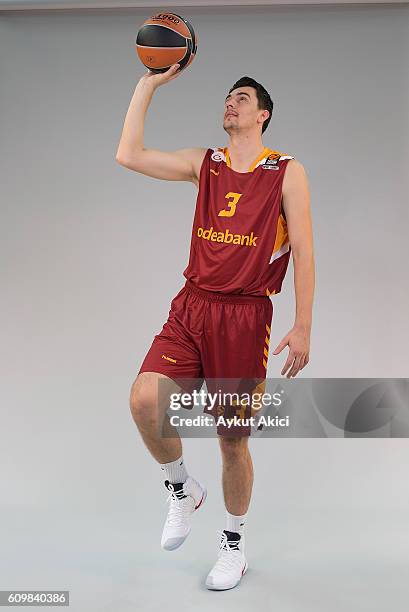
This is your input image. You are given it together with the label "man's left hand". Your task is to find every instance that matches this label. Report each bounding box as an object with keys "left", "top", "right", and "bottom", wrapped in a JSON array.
[{"left": 272, "top": 325, "right": 310, "bottom": 378}]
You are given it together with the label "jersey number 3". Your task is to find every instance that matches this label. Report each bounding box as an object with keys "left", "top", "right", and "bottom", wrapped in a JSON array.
[{"left": 218, "top": 192, "right": 242, "bottom": 217}]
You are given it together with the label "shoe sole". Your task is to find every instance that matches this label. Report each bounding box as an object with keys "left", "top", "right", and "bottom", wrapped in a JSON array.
[{"left": 205, "top": 561, "right": 248, "bottom": 590}]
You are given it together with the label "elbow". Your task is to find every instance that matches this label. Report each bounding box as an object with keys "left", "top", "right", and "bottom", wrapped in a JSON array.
[
  {"left": 116, "top": 152, "right": 132, "bottom": 167},
  {"left": 115, "top": 147, "right": 128, "bottom": 165},
  {"left": 115, "top": 148, "right": 145, "bottom": 167}
]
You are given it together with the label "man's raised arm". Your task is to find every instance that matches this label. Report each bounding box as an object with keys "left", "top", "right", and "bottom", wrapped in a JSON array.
[{"left": 116, "top": 64, "right": 206, "bottom": 185}]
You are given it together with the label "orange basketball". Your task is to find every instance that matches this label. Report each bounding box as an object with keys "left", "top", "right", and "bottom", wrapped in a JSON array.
[{"left": 136, "top": 12, "right": 198, "bottom": 73}]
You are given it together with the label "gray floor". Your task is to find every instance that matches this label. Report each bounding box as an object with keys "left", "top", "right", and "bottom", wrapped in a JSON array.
[{"left": 2, "top": 498, "right": 409, "bottom": 611}]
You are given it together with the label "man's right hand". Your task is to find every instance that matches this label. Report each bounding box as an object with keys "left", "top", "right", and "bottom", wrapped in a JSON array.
[{"left": 140, "top": 63, "right": 182, "bottom": 89}]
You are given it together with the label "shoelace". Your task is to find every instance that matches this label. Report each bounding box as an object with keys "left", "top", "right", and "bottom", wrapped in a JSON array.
[
  {"left": 212, "top": 530, "right": 243, "bottom": 574},
  {"left": 165, "top": 484, "right": 194, "bottom": 526}
]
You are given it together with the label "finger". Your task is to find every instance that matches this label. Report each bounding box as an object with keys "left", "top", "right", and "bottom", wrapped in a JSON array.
[
  {"left": 287, "top": 354, "right": 303, "bottom": 377},
  {"left": 162, "top": 64, "right": 178, "bottom": 77},
  {"left": 283, "top": 359, "right": 295, "bottom": 377},
  {"left": 289, "top": 353, "right": 302, "bottom": 376},
  {"left": 281, "top": 353, "right": 294, "bottom": 376},
  {"left": 297, "top": 355, "right": 306, "bottom": 371},
  {"left": 168, "top": 64, "right": 182, "bottom": 80},
  {"left": 273, "top": 338, "right": 288, "bottom": 355},
  {"left": 299, "top": 354, "right": 309, "bottom": 370}
]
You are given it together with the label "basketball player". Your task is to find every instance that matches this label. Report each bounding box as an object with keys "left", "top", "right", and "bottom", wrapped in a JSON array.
[{"left": 116, "top": 63, "right": 314, "bottom": 590}]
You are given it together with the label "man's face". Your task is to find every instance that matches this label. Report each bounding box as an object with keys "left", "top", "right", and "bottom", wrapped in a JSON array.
[{"left": 223, "top": 86, "right": 268, "bottom": 134}]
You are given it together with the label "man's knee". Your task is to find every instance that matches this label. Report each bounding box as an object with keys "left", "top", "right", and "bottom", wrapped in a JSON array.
[
  {"left": 129, "top": 373, "right": 159, "bottom": 428},
  {"left": 218, "top": 436, "right": 249, "bottom": 461}
]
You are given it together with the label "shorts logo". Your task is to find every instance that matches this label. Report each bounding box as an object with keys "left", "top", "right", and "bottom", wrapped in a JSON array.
[
  {"left": 197, "top": 226, "right": 257, "bottom": 247},
  {"left": 161, "top": 354, "right": 177, "bottom": 363},
  {"left": 210, "top": 169, "right": 219, "bottom": 176}
]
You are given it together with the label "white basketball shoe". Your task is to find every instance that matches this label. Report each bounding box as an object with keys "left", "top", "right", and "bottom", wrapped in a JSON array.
[
  {"left": 205, "top": 530, "right": 248, "bottom": 590},
  {"left": 161, "top": 476, "right": 207, "bottom": 551}
]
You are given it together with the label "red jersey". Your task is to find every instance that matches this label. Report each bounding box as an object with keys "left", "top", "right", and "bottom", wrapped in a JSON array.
[{"left": 182, "top": 146, "right": 295, "bottom": 296}]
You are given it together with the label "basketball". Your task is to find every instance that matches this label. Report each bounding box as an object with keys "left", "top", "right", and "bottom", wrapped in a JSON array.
[{"left": 136, "top": 12, "right": 198, "bottom": 73}]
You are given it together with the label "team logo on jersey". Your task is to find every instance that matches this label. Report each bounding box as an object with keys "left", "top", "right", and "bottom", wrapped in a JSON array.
[
  {"left": 261, "top": 152, "right": 281, "bottom": 170},
  {"left": 266, "top": 152, "right": 281, "bottom": 161},
  {"left": 211, "top": 149, "right": 225, "bottom": 163}
]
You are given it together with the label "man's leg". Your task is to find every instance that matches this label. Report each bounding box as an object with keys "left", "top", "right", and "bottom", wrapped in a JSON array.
[
  {"left": 199, "top": 287, "right": 272, "bottom": 589},
  {"left": 205, "top": 435, "right": 250, "bottom": 590},
  {"left": 130, "top": 370, "right": 207, "bottom": 551},
  {"left": 130, "top": 370, "right": 182, "bottom": 464},
  {"left": 219, "top": 436, "right": 253, "bottom": 516}
]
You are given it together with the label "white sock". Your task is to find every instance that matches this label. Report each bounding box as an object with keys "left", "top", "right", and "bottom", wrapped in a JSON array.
[
  {"left": 160, "top": 455, "right": 188, "bottom": 484},
  {"left": 226, "top": 510, "right": 247, "bottom": 535}
]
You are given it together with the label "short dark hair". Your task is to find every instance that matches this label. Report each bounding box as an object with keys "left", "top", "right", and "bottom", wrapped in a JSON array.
[{"left": 228, "top": 76, "right": 274, "bottom": 134}]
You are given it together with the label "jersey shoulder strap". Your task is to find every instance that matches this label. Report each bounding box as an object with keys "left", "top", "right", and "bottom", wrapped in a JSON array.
[
  {"left": 264, "top": 148, "right": 295, "bottom": 161},
  {"left": 208, "top": 146, "right": 295, "bottom": 166}
]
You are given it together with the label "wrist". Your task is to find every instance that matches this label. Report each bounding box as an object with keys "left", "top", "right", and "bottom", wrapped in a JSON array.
[
  {"left": 138, "top": 76, "right": 157, "bottom": 93},
  {"left": 294, "top": 321, "right": 311, "bottom": 333}
]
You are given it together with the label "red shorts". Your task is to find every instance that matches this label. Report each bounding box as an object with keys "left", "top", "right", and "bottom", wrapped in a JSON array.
[{"left": 138, "top": 279, "right": 273, "bottom": 436}]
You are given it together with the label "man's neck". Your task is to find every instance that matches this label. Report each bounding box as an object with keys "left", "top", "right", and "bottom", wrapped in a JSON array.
[{"left": 227, "top": 139, "right": 267, "bottom": 172}]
